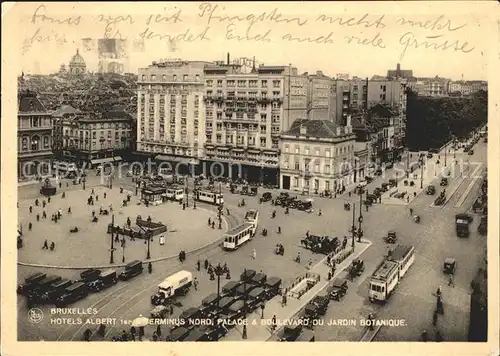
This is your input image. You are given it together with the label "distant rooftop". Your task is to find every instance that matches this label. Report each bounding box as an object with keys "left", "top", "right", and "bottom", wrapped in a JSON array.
[
  {"left": 18, "top": 90, "right": 48, "bottom": 114},
  {"left": 283, "top": 119, "right": 352, "bottom": 139}
]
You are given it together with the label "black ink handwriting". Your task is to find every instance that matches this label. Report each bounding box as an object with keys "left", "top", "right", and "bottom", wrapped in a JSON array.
[
  {"left": 316, "top": 14, "right": 385, "bottom": 29},
  {"left": 281, "top": 32, "right": 334, "bottom": 44},
  {"left": 139, "top": 26, "right": 210, "bottom": 43},
  {"left": 31, "top": 5, "right": 81, "bottom": 26},
  {"left": 145, "top": 8, "right": 183, "bottom": 26},
  {"left": 399, "top": 32, "right": 475, "bottom": 60},
  {"left": 226, "top": 24, "right": 272, "bottom": 43},
  {"left": 396, "top": 16, "right": 467, "bottom": 32},
  {"left": 199, "top": 3, "right": 307, "bottom": 29},
  {"left": 22, "top": 28, "right": 67, "bottom": 54},
  {"left": 344, "top": 33, "right": 386, "bottom": 48}
]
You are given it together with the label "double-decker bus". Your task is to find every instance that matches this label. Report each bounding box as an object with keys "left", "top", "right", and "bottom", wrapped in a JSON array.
[
  {"left": 369, "top": 245, "right": 415, "bottom": 303},
  {"left": 222, "top": 222, "right": 255, "bottom": 250},
  {"left": 244, "top": 209, "right": 259, "bottom": 234},
  {"left": 195, "top": 189, "right": 224, "bottom": 205}
]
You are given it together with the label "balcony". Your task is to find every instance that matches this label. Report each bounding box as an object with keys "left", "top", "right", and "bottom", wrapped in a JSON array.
[
  {"left": 258, "top": 97, "right": 271, "bottom": 103},
  {"left": 272, "top": 97, "right": 283, "bottom": 103}
]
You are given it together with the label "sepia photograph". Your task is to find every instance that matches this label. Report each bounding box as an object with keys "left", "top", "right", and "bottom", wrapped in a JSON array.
[{"left": 1, "top": 1, "right": 498, "bottom": 355}]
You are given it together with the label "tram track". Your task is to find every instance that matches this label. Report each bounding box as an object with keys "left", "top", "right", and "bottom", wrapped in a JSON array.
[{"left": 56, "top": 204, "right": 244, "bottom": 341}]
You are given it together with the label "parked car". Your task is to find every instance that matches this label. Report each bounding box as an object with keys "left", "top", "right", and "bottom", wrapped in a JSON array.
[{"left": 426, "top": 185, "right": 436, "bottom": 195}]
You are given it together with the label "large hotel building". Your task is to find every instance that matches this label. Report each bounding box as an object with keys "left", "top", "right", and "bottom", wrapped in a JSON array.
[{"left": 136, "top": 56, "right": 309, "bottom": 183}]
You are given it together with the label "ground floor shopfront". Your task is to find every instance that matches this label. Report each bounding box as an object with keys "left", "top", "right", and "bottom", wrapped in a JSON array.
[
  {"left": 201, "top": 160, "right": 279, "bottom": 185},
  {"left": 53, "top": 148, "right": 132, "bottom": 168},
  {"left": 18, "top": 154, "right": 52, "bottom": 181},
  {"left": 279, "top": 170, "right": 355, "bottom": 194}
]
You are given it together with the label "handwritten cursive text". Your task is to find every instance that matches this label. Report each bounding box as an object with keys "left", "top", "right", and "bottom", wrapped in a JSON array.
[
  {"left": 31, "top": 5, "right": 81, "bottom": 26},
  {"left": 399, "top": 32, "right": 475, "bottom": 60},
  {"left": 396, "top": 15, "right": 467, "bottom": 32}
]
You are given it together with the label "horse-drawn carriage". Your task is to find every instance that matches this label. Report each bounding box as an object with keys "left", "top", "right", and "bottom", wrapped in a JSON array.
[
  {"left": 300, "top": 235, "right": 340, "bottom": 255},
  {"left": 348, "top": 258, "right": 365, "bottom": 280}
]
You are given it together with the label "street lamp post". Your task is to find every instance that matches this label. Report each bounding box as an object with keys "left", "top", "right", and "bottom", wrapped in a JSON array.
[
  {"left": 420, "top": 159, "right": 424, "bottom": 189},
  {"left": 122, "top": 243, "right": 125, "bottom": 263},
  {"left": 351, "top": 203, "right": 356, "bottom": 248},
  {"left": 145, "top": 231, "right": 151, "bottom": 260},
  {"left": 358, "top": 188, "right": 363, "bottom": 242},
  {"left": 82, "top": 177, "right": 86, "bottom": 190},
  {"left": 406, "top": 149, "right": 410, "bottom": 178},
  {"left": 444, "top": 139, "right": 448, "bottom": 167},
  {"left": 185, "top": 178, "right": 189, "bottom": 207},
  {"left": 110, "top": 214, "right": 115, "bottom": 264},
  {"left": 214, "top": 263, "right": 224, "bottom": 312}
]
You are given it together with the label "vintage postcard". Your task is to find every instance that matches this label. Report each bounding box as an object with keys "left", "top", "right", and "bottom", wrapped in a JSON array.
[{"left": 1, "top": 1, "right": 498, "bottom": 356}]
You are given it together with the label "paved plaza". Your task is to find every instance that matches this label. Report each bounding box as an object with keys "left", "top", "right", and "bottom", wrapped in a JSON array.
[{"left": 18, "top": 184, "right": 224, "bottom": 268}]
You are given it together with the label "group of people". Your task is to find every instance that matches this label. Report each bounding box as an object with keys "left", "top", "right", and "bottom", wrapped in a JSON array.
[{"left": 197, "top": 259, "right": 231, "bottom": 281}]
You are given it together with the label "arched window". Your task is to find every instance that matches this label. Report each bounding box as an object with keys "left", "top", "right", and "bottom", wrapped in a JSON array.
[
  {"left": 43, "top": 136, "right": 50, "bottom": 148},
  {"left": 21, "top": 137, "right": 28, "bottom": 151},
  {"left": 31, "top": 135, "right": 40, "bottom": 151}
]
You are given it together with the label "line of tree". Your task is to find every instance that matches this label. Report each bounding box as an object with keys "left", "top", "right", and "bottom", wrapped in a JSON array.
[{"left": 406, "top": 89, "right": 487, "bottom": 151}]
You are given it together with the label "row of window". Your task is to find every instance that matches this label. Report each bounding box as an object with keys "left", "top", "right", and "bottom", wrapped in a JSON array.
[
  {"left": 142, "top": 74, "right": 201, "bottom": 82},
  {"left": 206, "top": 91, "right": 281, "bottom": 98},
  {"left": 207, "top": 80, "right": 281, "bottom": 88},
  {"left": 283, "top": 144, "right": 354, "bottom": 156},
  {"left": 19, "top": 135, "right": 50, "bottom": 151}
]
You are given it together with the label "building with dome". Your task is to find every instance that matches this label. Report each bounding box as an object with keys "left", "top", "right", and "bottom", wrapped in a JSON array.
[{"left": 69, "top": 49, "right": 86, "bottom": 76}]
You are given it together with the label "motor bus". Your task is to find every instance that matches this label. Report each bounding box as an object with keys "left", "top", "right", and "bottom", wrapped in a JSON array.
[
  {"left": 165, "top": 186, "right": 185, "bottom": 201},
  {"left": 244, "top": 209, "right": 259, "bottom": 234},
  {"left": 52, "top": 161, "right": 78, "bottom": 177},
  {"left": 369, "top": 245, "right": 415, "bottom": 303},
  {"left": 158, "top": 167, "right": 174, "bottom": 183},
  {"left": 223, "top": 222, "right": 255, "bottom": 250},
  {"left": 195, "top": 189, "right": 224, "bottom": 205}
]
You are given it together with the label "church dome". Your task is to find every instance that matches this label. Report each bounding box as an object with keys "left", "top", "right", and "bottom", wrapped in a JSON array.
[{"left": 70, "top": 49, "right": 86, "bottom": 66}]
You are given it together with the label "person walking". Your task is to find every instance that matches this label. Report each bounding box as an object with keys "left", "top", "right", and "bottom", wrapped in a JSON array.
[
  {"left": 194, "top": 277, "right": 199, "bottom": 291},
  {"left": 409, "top": 208, "right": 413, "bottom": 216},
  {"left": 281, "top": 293, "right": 287, "bottom": 307},
  {"left": 36, "top": 213, "right": 40, "bottom": 221},
  {"left": 156, "top": 324, "right": 162, "bottom": 338},
  {"left": 42, "top": 239, "right": 49, "bottom": 250},
  {"left": 104, "top": 192, "right": 107, "bottom": 199},
  {"left": 28, "top": 222, "right": 32, "bottom": 231},
  {"left": 252, "top": 249, "right": 256, "bottom": 259},
  {"left": 196, "top": 260, "right": 201, "bottom": 271},
  {"left": 432, "top": 309, "right": 438, "bottom": 326},
  {"left": 260, "top": 304, "right": 265, "bottom": 318},
  {"left": 148, "top": 262, "right": 153, "bottom": 274},
  {"left": 68, "top": 207, "right": 72, "bottom": 214},
  {"left": 29, "top": 206, "right": 33, "bottom": 213},
  {"left": 130, "top": 326, "right": 136, "bottom": 341},
  {"left": 271, "top": 314, "right": 277, "bottom": 331}
]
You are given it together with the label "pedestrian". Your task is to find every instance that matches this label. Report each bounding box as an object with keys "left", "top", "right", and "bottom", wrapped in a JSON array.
[
  {"left": 432, "top": 309, "right": 438, "bottom": 326},
  {"left": 435, "top": 330, "right": 443, "bottom": 342},
  {"left": 208, "top": 218, "right": 211, "bottom": 226},
  {"left": 281, "top": 293, "right": 287, "bottom": 307},
  {"left": 183, "top": 203, "right": 186, "bottom": 210},
  {"left": 277, "top": 226, "right": 281, "bottom": 234},
  {"left": 139, "top": 326, "right": 145, "bottom": 341},
  {"left": 36, "top": 213, "right": 40, "bottom": 221},
  {"left": 169, "top": 304, "right": 174, "bottom": 315},
  {"left": 62, "top": 192, "right": 66, "bottom": 199},
  {"left": 437, "top": 296, "right": 444, "bottom": 315},
  {"left": 48, "top": 197, "right": 51, "bottom": 203},
  {"left": 50, "top": 242, "right": 55, "bottom": 251},
  {"left": 196, "top": 260, "right": 201, "bottom": 271},
  {"left": 252, "top": 249, "right": 256, "bottom": 259},
  {"left": 83, "top": 328, "right": 92, "bottom": 341},
  {"left": 59, "top": 182, "right": 62, "bottom": 188},
  {"left": 29, "top": 206, "right": 33, "bottom": 213},
  {"left": 67, "top": 206, "right": 71, "bottom": 214},
  {"left": 409, "top": 208, "right": 413, "bottom": 215},
  {"left": 42, "top": 239, "right": 49, "bottom": 249},
  {"left": 308, "top": 258, "right": 312, "bottom": 268},
  {"left": 226, "top": 208, "right": 230, "bottom": 215},
  {"left": 98, "top": 324, "right": 106, "bottom": 337},
  {"left": 194, "top": 277, "right": 198, "bottom": 290},
  {"left": 260, "top": 304, "right": 265, "bottom": 318},
  {"left": 318, "top": 209, "right": 322, "bottom": 216},
  {"left": 328, "top": 270, "right": 332, "bottom": 280},
  {"left": 28, "top": 222, "right": 32, "bottom": 231},
  {"left": 35, "top": 199, "right": 39, "bottom": 206},
  {"left": 212, "top": 221, "right": 215, "bottom": 229},
  {"left": 348, "top": 192, "right": 351, "bottom": 197},
  {"left": 152, "top": 332, "right": 158, "bottom": 341},
  {"left": 130, "top": 326, "right": 136, "bottom": 341},
  {"left": 271, "top": 314, "right": 277, "bottom": 331},
  {"left": 156, "top": 324, "right": 162, "bottom": 337},
  {"left": 104, "top": 192, "right": 107, "bottom": 199},
  {"left": 148, "top": 262, "right": 152, "bottom": 274},
  {"left": 91, "top": 188, "right": 95, "bottom": 195},
  {"left": 436, "top": 286, "right": 442, "bottom": 297},
  {"left": 204, "top": 259, "right": 209, "bottom": 270},
  {"left": 448, "top": 274, "right": 455, "bottom": 287},
  {"left": 43, "top": 201, "right": 46, "bottom": 208},
  {"left": 96, "top": 195, "right": 99, "bottom": 201}
]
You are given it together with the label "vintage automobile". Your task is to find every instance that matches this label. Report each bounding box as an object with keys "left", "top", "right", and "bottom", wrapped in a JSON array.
[
  {"left": 300, "top": 234, "right": 340, "bottom": 255},
  {"left": 222, "top": 281, "right": 243, "bottom": 296},
  {"left": 17, "top": 272, "right": 47, "bottom": 295},
  {"left": 468, "top": 149, "right": 474, "bottom": 155},
  {"left": 385, "top": 231, "right": 397, "bottom": 244},
  {"left": 440, "top": 177, "right": 449, "bottom": 186},
  {"left": 249, "top": 187, "right": 258, "bottom": 196},
  {"left": 327, "top": 276, "right": 349, "bottom": 301},
  {"left": 261, "top": 192, "right": 272, "bottom": 202},
  {"left": 365, "top": 176, "right": 374, "bottom": 183},
  {"left": 235, "top": 283, "right": 257, "bottom": 296},
  {"left": 165, "top": 327, "right": 191, "bottom": 341},
  {"left": 427, "top": 153, "right": 433, "bottom": 158},
  {"left": 443, "top": 258, "right": 456, "bottom": 275},
  {"left": 388, "top": 179, "right": 397, "bottom": 187},
  {"left": 240, "top": 269, "right": 257, "bottom": 282},
  {"left": 426, "top": 185, "right": 436, "bottom": 195},
  {"left": 264, "top": 276, "right": 282, "bottom": 300},
  {"left": 179, "top": 307, "right": 203, "bottom": 326},
  {"left": 434, "top": 191, "right": 446, "bottom": 206},
  {"left": 349, "top": 258, "right": 365, "bottom": 279},
  {"left": 380, "top": 183, "right": 389, "bottom": 192},
  {"left": 247, "top": 287, "right": 267, "bottom": 310},
  {"left": 251, "top": 273, "right": 267, "bottom": 286},
  {"left": 278, "top": 324, "right": 304, "bottom": 341}
]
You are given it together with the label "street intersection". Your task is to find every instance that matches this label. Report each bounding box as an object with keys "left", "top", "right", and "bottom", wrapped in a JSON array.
[{"left": 17, "top": 140, "right": 487, "bottom": 342}]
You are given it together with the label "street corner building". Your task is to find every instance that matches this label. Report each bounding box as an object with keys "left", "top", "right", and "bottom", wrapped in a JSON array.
[{"left": 18, "top": 77, "right": 54, "bottom": 180}]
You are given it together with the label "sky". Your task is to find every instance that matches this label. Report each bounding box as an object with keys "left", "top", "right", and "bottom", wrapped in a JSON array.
[{"left": 6, "top": 2, "right": 496, "bottom": 80}]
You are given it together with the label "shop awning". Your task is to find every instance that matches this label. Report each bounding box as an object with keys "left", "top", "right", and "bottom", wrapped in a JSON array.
[
  {"left": 91, "top": 157, "right": 114, "bottom": 165},
  {"left": 155, "top": 155, "right": 191, "bottom": 164},
  {"left": 113, "top": 156, "right": 122, "bottom": 162}
]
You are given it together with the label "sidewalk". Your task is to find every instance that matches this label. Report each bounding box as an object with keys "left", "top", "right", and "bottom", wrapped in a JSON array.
[{"left": 223, "top": 240, "right": 372, "bottom": 341}]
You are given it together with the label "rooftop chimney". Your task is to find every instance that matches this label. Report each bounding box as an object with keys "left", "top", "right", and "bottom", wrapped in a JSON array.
[
  {"left": 300, "top": 125, "right": 307, "bottom": 135},
  {"left": 336, "top": 127, "right": 341, "bottom": 136},
  {"left": 227, "top": 53, "right": 230, "bottom": 65}
]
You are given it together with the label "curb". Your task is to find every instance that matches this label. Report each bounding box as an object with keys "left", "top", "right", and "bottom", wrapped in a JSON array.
[
  {"left": 265, "top": 240, "right": 373, "bottom": 341},
  {"left": 18, "top": 212, "right": 230, "bottom": 270}
]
